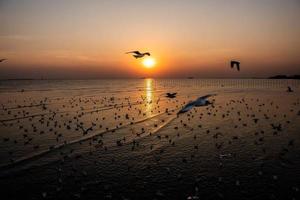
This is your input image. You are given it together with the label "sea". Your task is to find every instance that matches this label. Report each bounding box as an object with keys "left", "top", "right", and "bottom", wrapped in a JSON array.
[{"left": 0, "top": 79, "right": 299, "bottom": 200}]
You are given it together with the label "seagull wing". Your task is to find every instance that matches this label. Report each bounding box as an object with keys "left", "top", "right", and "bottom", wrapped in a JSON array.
[
  {"left": 126, "top": 51, "right": 141, "bottom": 55},
  {"left": 230, "top": 61, "right": 234, "bottom": 68},
  {"left": 177, "top": 101, "right": 195, "bottom": 114},
  {"left": 0, "top": 59, "right": 6, "bottom": 62},
  {"left": 144, "top": 52, "right": 151, "bottom": 56},
  {"left": 166, "top": 92, "right": 176, "bottom": 96},
  {"left": 197, "top": 94, "right": 216, "bottom": 100}
]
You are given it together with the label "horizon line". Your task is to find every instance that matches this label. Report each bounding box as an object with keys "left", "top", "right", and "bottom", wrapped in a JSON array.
[{"left": 1, "top": 75, "right": 300, "bottom": 81}]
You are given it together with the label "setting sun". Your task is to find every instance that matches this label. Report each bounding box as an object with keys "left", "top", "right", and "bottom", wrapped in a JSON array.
[{"left": 142, "top": 57, "right": 156, "bottom": 68}]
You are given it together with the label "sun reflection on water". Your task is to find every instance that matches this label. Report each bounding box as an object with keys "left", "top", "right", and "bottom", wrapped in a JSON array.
[{"left": 145, "top": 79, "right": 153, "bottom": 115}]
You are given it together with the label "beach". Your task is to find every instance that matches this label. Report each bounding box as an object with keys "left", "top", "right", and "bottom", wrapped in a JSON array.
[{"left": 0, "top": 79, "right": 299, "bottom": 199}]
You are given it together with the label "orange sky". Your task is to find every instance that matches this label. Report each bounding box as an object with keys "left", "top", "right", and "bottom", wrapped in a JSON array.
[{"left": 0, "top": 0, "right": 299, "bottom": 79}]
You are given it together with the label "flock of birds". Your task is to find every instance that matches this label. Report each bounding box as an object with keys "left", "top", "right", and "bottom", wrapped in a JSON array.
[{"left": 0, "top": 80, "right": 299, "bottom": 199}]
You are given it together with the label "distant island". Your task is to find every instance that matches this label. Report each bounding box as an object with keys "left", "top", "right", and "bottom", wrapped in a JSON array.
[{"left": 269, "top": 75, "right": 300, "bottom": 79}]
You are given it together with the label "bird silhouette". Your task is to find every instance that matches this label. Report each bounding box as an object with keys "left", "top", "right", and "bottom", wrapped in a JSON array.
[
  {"left": 287, "top": 86, "right": 293, "bottom": 92},
  {"left": 126, "top": 51, "right": 150, "bottom": 59},
  {"left": 0, "top": 59, "right": 7, "bottom": 63},
  {"left": 230, "top": 60, "right": 240, "bottom": 71},
  {"left": 178, "top": 94, "right": 216, "bottom": 114},
  {"left": 166, "top": 93, "right": 177, "bottom": 98}
]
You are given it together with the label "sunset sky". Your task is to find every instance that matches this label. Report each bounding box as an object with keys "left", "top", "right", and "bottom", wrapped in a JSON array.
[{"left": 0, "top": 0, "right": 299, "bottom": 79}]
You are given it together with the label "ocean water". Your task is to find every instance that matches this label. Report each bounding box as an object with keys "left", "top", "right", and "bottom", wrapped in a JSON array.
[{"left": 0, "top": 79, "right": 299, "bottom": 200}]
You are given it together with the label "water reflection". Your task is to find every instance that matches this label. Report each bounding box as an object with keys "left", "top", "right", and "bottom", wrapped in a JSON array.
[{"left": 145, "top": 79, "right": 153, "bottom": 115}]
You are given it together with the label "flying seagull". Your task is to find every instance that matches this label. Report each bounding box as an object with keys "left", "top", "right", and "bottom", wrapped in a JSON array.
[
  {"left": 126, "top": 51, "right": 151, "bottom": 59},
  {"left": 0, "top": 59, "right": 7, "bottom": 63},
  {"left": 166, "top": 93, "right": 177, "bottom": 98},
  {"left": 231, "top": 60, "right": 240, "bottom": 71},
  {"left": 178, "top": 94, "right": 216, "bottom": 114}
]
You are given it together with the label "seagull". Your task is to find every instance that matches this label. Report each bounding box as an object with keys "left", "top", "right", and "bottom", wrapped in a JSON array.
[
  {"left": 126, "top": 51, "right": 151, "bottom": 59},
  {"left": 178, "top": 94, "right": 216, "bottom": 114},
  {"left": 287, "top": 86, "right": 293, "bottom": 92},
  {"left": 230, "top": 60, "right": 240, "bottom": 71},
  {"left": 0, "top": 59, "right": 7, "bottom": 63},
  {"left": 166, "top": 93, "right": 177, "bottom": 98}
]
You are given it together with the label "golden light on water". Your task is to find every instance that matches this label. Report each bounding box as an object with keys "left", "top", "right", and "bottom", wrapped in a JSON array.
[{"left": 145, "top": 78, "right": 153, "bottom": 115}]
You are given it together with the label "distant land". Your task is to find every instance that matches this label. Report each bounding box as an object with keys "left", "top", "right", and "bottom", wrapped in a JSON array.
[{"left": 268, "top": 75, "right": 300, "bottom": 79}]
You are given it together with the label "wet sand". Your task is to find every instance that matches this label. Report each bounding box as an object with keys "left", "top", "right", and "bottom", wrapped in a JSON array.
[{"left": 0, "top": 79, "right": 299, "bottom": 200}]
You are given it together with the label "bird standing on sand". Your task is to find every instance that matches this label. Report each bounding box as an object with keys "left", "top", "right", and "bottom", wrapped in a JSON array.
[
  {"left": 287, "top": 86, "right": 293, "bottom": 92},
  {"left": 0, "top": 59, "right": 7, "bottom": 63},
  {"left": 230, "top": 60, "right": 240, "bottom": 71},
  {"left": 126, "top": 51, "right": 150, "bottom": 59},
  {"left": 178, "top": 94, "right": 216, "bottom": 114}
]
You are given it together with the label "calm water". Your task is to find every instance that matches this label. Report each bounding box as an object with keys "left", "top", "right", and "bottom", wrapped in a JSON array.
[{"left": 0, "top": 79, "right": 299, "bottom": 200}]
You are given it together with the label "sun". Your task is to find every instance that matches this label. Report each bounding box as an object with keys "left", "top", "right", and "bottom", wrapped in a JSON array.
[{"left": 142, "top": 57, "right": 156, "bottom": 68}]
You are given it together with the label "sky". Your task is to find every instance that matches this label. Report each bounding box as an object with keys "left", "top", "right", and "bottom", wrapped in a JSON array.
[{"left": 0, "top": 0, "right": 299, "bottom": 79}]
